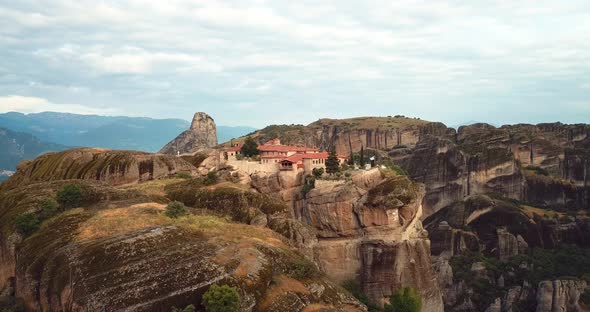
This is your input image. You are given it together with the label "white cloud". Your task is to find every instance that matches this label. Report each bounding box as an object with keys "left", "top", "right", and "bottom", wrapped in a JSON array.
[
  {"left": 0, "top": 0, "right": 589, "bottom": 127},
  {"left": 0, "top": 95, "right": 118, "bottom": 115}
]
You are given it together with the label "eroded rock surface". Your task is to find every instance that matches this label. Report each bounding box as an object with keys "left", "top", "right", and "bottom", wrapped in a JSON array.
[
  {"left": 258, "top": 169, "right": 446, "bottom": 311},
  {"left": 160, "top": 112, "right": 217, "bottom": 155},
  {"left": 536, "top": 280, "right": 588, "bottom": 312},
  {"left": 3, "top": 148, "right": 196, "bottom": 188}
]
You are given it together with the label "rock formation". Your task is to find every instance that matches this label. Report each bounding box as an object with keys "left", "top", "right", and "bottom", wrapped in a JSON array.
[
  {"left": 0, "top": 149, "right": 365, "bottom": 312},
  {"left": 1, "top": 148, "right": 196, "bottom": 189},
  {"left": 159, "top": 112, "right": 217, "bottom": 155},
  {"left": 251, "top": 169, "right": 444, "bottom": 311},
  {"left": 241, "top": 119, "right": 589, "bottom": 218},
  {"left": 536, "top": 280, "right": 588, "bottom": 312}
]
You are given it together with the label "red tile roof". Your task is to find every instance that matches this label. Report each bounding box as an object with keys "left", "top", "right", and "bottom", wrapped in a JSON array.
[
  {"left": 258, "top": 144, "right": 318, "bottom": 153},
  {"left": 225, "top": 146, "right": 241, "bottom": 152},
  {"left": 283, "top": 152, "right": 346, "bottom": 163},
  {"left": 260, "top": 155, "right": 286, "bottom": 159}
]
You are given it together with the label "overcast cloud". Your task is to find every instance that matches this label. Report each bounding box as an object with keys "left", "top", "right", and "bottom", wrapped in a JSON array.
[{"left": 0, "top": 0, "right": 589, "bottom": 127}]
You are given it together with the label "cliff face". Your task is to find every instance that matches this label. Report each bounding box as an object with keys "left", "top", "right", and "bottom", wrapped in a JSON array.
[
  {"left": 536, "top": 280, "right": 588, "bottom": 312},
  {"left": 241, "top": 119, "right": 588, "bottom": 217},
  {"left": 390, "top": 123, "right": 590, "bottom": 217},
  {"left": 392, "top": 126, "right": 523, "bottom": 217},
  {"left": 159, "top": 112, "right": 217, "bottom": 155},
  {"left": 250, "top": 169, "right": 444, "bottom": 311},
  {"left": 1, "top": 148, "right": 196, "bottom": 189},
  {"left": 0, "top": 149, "right": 365, "bottom": 312},
  {"left": 424, "top": 194, "right": 590, "bottom": 258}
]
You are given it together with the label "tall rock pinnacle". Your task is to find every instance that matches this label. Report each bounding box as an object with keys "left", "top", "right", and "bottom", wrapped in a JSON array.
[{"left": 159, "top": 112, "right": 217, "bottom": 155}]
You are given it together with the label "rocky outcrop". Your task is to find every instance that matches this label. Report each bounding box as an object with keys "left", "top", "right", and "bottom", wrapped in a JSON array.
[
  {"left": 242, "top": 116, "right": 449, "bottom": 156},
  {"left": 424, "top": 194, "right": 590, "bottom": 258},
  {"left": 159, "top": 112, "right": 217, "bottom": 155},
  {"left": 309, "top": 119, "right": 450, "bottom": 155},
  {"left": 250, "top": 171, "right": 303, "bottom": 203},
  {"left": 13, "top": 209, "right": 364, "bottom": 312},
  {"left": 496, "top": 228, "right": 528, "bottom": 261},
  {"left": 285, "top": 170, "right": 444, "bottom": 311},
  {"left": 0, "top": 172, "right": 364, "bottom": 311},
  {"left": 1, "top": 148, "right": 196, "bottom": 189},
  {"left": 536, "top": 280, "right": 588, "bottom": 312},
  {"left": 393, "top": 124, "right": 524, "bottom": 217}
]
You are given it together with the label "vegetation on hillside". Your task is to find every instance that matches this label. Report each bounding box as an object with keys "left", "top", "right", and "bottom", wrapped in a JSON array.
[
  {"left": 240, "top": 137, "right": 259, "bottom": 157},
  {"left": 202, "top": 284, "right": 240, "bottom": 312},
  {"left": 165, "top": 201, "right": 188, "bottom": 218},
  {"left": 384, "top": 287, "right": 421, "bottom": 312},
  {"left": 325, "top": 147, "right": 340, "bottom": 174},
  {"left": 450, "top": 245, "right": 590, "bottom": 310}
]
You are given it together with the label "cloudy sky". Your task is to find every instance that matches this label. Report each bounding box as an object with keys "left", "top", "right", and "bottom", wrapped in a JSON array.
[{"left": 0, "top": 1, "right": 589, "bottom": 128}]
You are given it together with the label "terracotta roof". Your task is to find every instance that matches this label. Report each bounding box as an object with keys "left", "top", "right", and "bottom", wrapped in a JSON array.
[
  {"left": 260, "top": 155, "right": 286, "bottom": 159},
  {"left": 258, "top": 144, "right": 318, "bottom": 153},
  {"left": 225, "top": 146, "right": 241, "bottom": 152},
  {"left": 288, "top": 152, "right": 348, "bottom": 162},
  {"left": 277, "top": 152, "right": 349, "bottom": 164}
]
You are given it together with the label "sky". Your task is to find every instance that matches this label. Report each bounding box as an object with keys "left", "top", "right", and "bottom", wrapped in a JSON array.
[{"left": 0, "top": 0, "right": 589, "bottom": 128}]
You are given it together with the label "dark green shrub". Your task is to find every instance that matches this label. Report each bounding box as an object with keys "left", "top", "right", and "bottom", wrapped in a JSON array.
[
  {"left": 302, "top": 175, "right": 315, "bottom": 196},
  {"left": 203, "top": 171, "right": 218, "bottom": 186},
  {"left": 40, "top": 197, "right": 59, "bottom": 219},
  {"left": 312, "top": 167, "right": 324, "bottom": 178},
  {"left": 325, "top": 147, "right": 340, "bottom": 174},
  {"left": 165, "top": 201, "right": 188, "bottom": 218},
  {"left": 384, "top": 287, "right": 421, "bottom": 312},
  {"left": 289, "top": 257, "right": 318, "bottom": 279},
  {"left": 240, "top": 137, "right": 259, "bottom": 157},
  {"left": 202, "top": 284, "right": 240, "bottom": 312},
  {"left": 57, "top": 183, "right": 82, "bottom": 209},
  {"left": 174, "top": 172, "right": 192, "bottom": 179},
  {"left": 171, "top": 305, "right": 195, "bottom": 312},
  {"left": 15, "top": 213, "right": 41, "bottom": 236}
]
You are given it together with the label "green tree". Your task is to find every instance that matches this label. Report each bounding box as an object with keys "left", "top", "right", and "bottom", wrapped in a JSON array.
[
  {"left": 240, "top": 137, "right": 259, "bottom": 157},
  {"left": 360, "top": 146, "right": 365, "bottom": 167},
  {"left": 203, "top": 171, "right": 218, "bottom": 186},
  {"left": 171, "top": 305, "right": 195, "bottom": 312},
  {"left": 325, "top": 147, "right": 340, "bottom": 174},
  {"left": 384, "top": 287, "right": 421, "bottom": 312},
  {"left": 312, "top": 167, "right": 324, "bottom": 178},
  {"left": 202, "top": 284, "right": 240, "bottom": 312},
  {"left": 165, "top": 201, "right": 188, "bottom": 218},
  {"left": 15, "top": 213, "right": 41, "bottom": 236},
  {"left": 57, "top": 183, "right": 82, "bottom": 209},
  {"left": 302, "top": 174, "right": 316, "bottom": 196},
  {"left": 40, "top": 197, "right": 59, "bottom": 219},
  {"left": 348, "top": 150, "right": 355, "bottom": 165}
]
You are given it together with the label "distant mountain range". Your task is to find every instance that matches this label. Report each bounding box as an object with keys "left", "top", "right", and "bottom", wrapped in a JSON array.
[
  {"left": 0, "top": 112, "right": 256, "bottom": 175},
  {"left": 0, "top": 127, "right": 69, "bottom": 174},
  {"left": 0, "top": 112, "right": 256, "bottom": 151}
]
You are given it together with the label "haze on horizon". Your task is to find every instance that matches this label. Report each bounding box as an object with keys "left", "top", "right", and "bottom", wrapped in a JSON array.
[{"left": 0, "top": 1, "right": 589, "bottom": 129}]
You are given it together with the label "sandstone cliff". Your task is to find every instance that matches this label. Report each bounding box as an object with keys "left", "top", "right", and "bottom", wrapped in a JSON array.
[
  {"left": 391, "top": 122, "right": 589, "bottom": 217},
  {"left": 160, "top": 112, "right": 217, "bottom": 155},
  {"left": 235, "top": 118, "right": 589, "bottom": 218},
  {"left": 251, "top": 169, "right": 444, "bottom": 311},
  {"left": 1, "top": 148, "right": 196, "bottom": 189},
  {"left": 0, "top": 149, "right": 364, "bottom": 312},
  {"left": 536, "top": 280, "right": 588, "bottom": 312}
]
